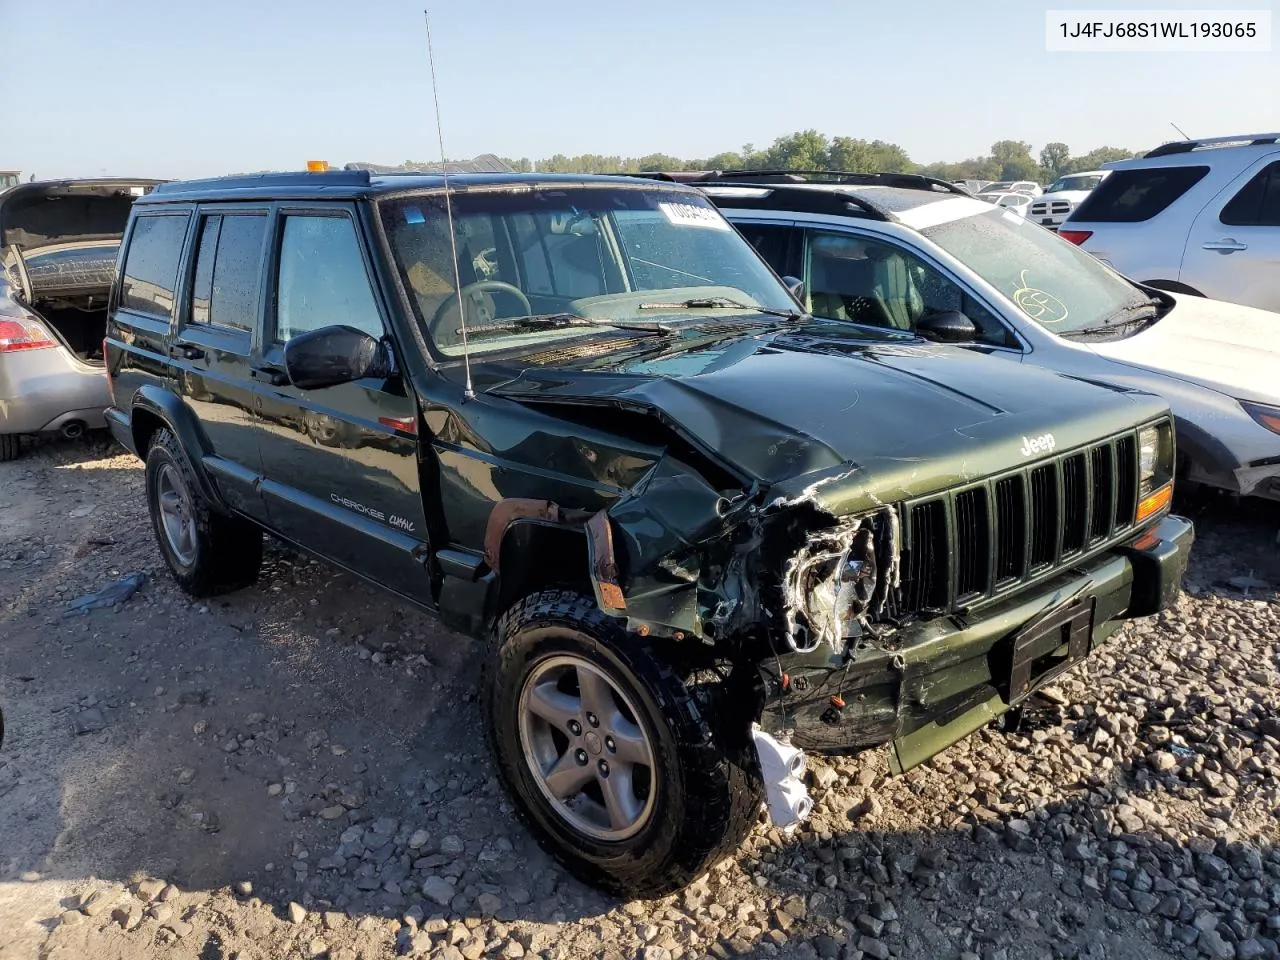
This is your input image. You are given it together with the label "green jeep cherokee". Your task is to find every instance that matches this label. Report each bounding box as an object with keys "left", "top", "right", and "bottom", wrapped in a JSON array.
[{"left": 104, "top": 171, "right": 1192, "bottom": 896}]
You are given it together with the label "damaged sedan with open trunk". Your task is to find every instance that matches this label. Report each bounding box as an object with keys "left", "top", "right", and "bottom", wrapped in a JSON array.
[
  {"left": 105, "top": 172, "right": 1193, "bottom": 897},
  {"left": 0, "top": 178, "right": 159, "bottom": 459}
]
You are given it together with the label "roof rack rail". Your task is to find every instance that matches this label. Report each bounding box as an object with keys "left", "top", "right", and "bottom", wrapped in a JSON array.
[
  {"left": 693, "top": 170, "right": 970, "bottom": 194},
  {"left": 610, "top": 170, "right": 968, "bottom": 194},
  {"left": 1144, "top": 133, "right": 1280, "bottom": 159},
  {"left": 152, "top": 169, "right": 373, "bottom": 194}
]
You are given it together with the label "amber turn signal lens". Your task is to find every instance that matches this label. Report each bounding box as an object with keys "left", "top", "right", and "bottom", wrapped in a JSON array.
[
  {"left": 1136, "top": 483, "right": 1173, "bottom": 523},
  {"left": 306, "top": 160, "right": 329, "bottom": 172}
]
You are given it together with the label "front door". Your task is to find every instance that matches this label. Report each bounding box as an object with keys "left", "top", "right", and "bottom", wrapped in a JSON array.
[
  {"left": 167, "top": 208, "right": 270, "bottom": 521},
  {"left": 1182, "top": 156, "right": 1280, "bottom": 312},
  {"left": 252, "top": 206, "right": 432, "bottom": 603}
]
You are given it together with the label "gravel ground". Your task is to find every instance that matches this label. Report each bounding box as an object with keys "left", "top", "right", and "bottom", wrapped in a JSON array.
[{"left": 1, "top": 438, "right": 1278, "bottom": 960}]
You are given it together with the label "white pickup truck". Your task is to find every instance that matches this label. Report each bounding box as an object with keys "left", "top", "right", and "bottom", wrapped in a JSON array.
[{"left": 1029, "top": 170, "right": 1109, "bottom": 230}]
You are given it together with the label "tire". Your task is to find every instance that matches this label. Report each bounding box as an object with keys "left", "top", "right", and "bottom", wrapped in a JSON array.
[
  {"left": 484, "top": 589, "right": 761, "bottom": 897},
  {"left": 0, "top": 434, "right": 20, "bottom": 462},
  {"left": 145, "top": 428, "right": 262, "bottom": 597}
]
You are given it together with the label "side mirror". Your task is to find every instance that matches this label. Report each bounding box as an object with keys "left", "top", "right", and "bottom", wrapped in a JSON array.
[
  {"left": 781, "top": 275, "right": 807, "bottom": 304},
  {"left": 283, "top": 325, "right": 391, "bottom": 390},
  {"left": 916, "top": 310, "right": 977, "bottom": 344}
]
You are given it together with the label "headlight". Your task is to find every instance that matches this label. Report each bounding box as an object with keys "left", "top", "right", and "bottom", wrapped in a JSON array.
[
  {"left": 1136, "top": 421, "right": 1174, "bottom": 522},
  {"left": 1242, "top": 400, "right": 1280, "bottom": 436}
]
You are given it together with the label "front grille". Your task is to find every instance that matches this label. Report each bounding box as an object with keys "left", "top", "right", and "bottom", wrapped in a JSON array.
[
  {"left": 898, "top": 427, "right": 1148, "bottom": 613},
  {"left": 1030, "top": 200, "right": 1071, "bottom": 216}
]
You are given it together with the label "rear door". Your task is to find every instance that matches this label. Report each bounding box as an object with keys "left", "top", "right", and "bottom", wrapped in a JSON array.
[
  {"left": 1181, "top": 156, "right": 1280, "bottom": 312},
  {"left": 168, "top": 207, "right": 271, "bottom": 520},
  {"left": 252, "top": 204, "right": 431, "bottom": 602}
]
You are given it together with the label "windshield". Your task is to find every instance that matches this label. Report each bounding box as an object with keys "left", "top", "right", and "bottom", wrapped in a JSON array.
[
  {"left": 379, "top": 186, "right": 795, "bottom": 357},
  {"left": 921, "top": 206, "right": 1150, "bottom": 334},
  {"left": 1046, "top": 174, "right": 1104, "bottom": 193},
  {"left": 978, "top": 183, "right": 1012, "bottom": 194}
]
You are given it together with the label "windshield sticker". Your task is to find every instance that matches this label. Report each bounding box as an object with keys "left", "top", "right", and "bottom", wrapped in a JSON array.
[
  {"left": 658, "top": 202, "right": 730, "bottom": 230},
  {"left": 1011, "top": 269, "right": 1069, "bottom": 324},
  {"left": 403, "top": 207, "right": 425, "bottom": 225}
]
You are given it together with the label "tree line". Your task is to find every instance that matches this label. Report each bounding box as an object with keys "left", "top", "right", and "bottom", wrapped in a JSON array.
[{"left": 462, "top": 133, "right": 1137, "bottom": 183}]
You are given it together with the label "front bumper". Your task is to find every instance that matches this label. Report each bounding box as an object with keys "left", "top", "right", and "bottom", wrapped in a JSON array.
[
  {"left": 756, "top": 514, "right": 1193, "bottom": 771},
  {"left": 0, "top": 349, "right": 109, "bottom": 434}
]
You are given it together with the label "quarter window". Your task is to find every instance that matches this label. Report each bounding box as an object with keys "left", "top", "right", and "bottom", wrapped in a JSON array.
[
  {"left": 275, "top": 215, "right": 383, "bottom": 342},
  {"left": 120, "top": 214, "right": 189, "bottom": 318},
  {"left": 1220, "top": 161, "right": 1280, "bottom": 226},
  {"left": 189, "top": 213, "right": 267, "bottom": 332}
]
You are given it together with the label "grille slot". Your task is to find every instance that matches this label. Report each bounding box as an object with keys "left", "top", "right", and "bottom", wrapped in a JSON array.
[
  {"left": 993, "top": 475, "right": 1026, "bottom": 585},
  {"left": 1090, "top": 444, "right": 1115, "bottom": 541},
  {"left": 905, "top": 500, "right": 948, "bottom": 610},
  {"left": 1061, "top": 453, "right": 1088, "bottom": 554},
  {"left": 955, "top": 487, "right": 990, "bottom": 599},
  {"left": 1114, "top": 435, "right": 1137, "bottom": 527},
  {"left": 1028, "top": 464, "right": 1058, "bottom": 570}
]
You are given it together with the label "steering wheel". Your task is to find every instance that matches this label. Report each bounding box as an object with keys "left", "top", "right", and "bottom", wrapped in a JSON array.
[{"left": 430, "top": 280, "right": 532, "bottom": 336}]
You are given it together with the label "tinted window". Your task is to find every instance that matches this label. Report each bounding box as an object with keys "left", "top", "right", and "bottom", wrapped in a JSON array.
[
  {"left": 1220, "top": 161, "right": 1280, "bottom": 226},
  {"left": 733, "top": 223, "right": 792, "bottom": 276},
  {"left": 120, "top": 214, "right": 189, "bottom": 317},
  {"left": 189, "top": 214, "right": 266, "bottom": 331},
  {"left": 1072, "top": 166, "right": 1209, "bottom": 222},
  {"left": 275, "top": 215, "right": 383, "bottom": 342}
]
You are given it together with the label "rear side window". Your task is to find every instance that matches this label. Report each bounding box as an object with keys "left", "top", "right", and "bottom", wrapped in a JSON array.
[
  {"left": 1220, "top": 161, "right": 1280, "bottom": 226},
  {"left": 1071, "top": 166, "right": 1209, "bottom": 222},
  {"left": 120, "top": 214, "right": 189, "bottom": 317},
  {"left": 189, "top": 213, "right": 267, "bottom": 331}
]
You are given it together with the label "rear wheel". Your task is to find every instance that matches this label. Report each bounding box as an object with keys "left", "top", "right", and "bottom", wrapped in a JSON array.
[
  {"left": 145, "top": 428, "right": 262, "bottom": 597},
  {"left": 0, "top": 434, "right": 20, "bottom": 462},
  {"left": 484, "top": 589, "right": 760, "bottom": 897}
]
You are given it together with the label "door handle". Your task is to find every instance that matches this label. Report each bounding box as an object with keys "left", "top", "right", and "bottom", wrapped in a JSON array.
[
  {"left": 251, "top": 364, "right": 290, "bottom": 387},
  {"left": 172, "top": 344, "right": 206, "bottom": 361},
  {"left": 1202, "top": 238, "right": 1248, "bottom": 252}
]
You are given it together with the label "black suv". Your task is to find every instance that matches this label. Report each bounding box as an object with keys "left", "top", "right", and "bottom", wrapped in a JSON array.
[{"left": 105, "top": 170, "right": 1192, "bottom": 896}]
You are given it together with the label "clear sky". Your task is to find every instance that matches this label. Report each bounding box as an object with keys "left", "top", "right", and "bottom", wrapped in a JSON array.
[{"left": 4, "top": 0, "right": 1277, "bottom": 180}]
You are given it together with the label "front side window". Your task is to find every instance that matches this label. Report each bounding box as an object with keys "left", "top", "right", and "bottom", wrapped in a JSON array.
[
  {"left": 120, "top": 213, "right": 189, "bottom": 318},
  {"left": 379, "top": 187, "right": 794, "bottom": 358},
  {"left": 1220, "top": 161, "right": 1280, "bottom": 226},
  {"left": 803, "top": 229, "right": 1014, "bottom": 347},
  {"left": 189, "top": 213, "right": 267, "bottom": 332},
  {"left": 1071, "top": 166, "right": 1208, "bottom": 222},
  {"left": 922, "top": 206, "right": 1152, "bottom": 335},
  {"left": 275, "top": 215, "right": 383, "bottom": 343}
]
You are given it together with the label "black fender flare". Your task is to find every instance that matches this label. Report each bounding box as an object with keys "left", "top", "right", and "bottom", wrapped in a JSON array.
[{"left": 130, "top": 386, "right": 229, "bottom": 512}]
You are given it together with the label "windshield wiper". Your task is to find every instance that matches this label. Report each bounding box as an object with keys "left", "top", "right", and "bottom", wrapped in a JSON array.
[
  {"left": 637, "top": 296, "right": 804, "bottom": 320},
  {"left": 457, "top": 314, "right": 676, "bottom": 340},
  {"left": 1065, "top": 298, "right": 1164, "bottom": 338}
]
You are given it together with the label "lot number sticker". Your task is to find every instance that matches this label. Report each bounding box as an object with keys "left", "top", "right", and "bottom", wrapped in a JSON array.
[{"left": 658, "top": 202, "right": 730, "bottom": 230}]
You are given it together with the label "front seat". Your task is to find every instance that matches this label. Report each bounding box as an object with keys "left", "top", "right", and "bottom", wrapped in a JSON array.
[
  {"left": 809, "top": 252, "right": 893, "bottom": 328},
  {"left": 868, "top": 250, "right": 924, "bottom": 331}
]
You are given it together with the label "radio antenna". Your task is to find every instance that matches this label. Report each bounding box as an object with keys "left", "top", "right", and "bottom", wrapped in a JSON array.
[
  {"left": 424, "top": 10, "right": 475, "bottom": 401},
  {"left": 1170, "top": 121, "right": 1191, "bottom": 140}
]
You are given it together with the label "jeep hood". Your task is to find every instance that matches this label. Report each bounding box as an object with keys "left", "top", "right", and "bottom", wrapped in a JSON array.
[{"left": 489, "top": 325, "right": 1167, "bottom": 511}]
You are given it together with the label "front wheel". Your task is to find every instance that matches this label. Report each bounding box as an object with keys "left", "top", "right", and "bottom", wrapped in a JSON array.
[
  {"left": 0, "top": 434, "right": 20, "bottom": 462},
  {"left": 145, "top": 428, "right": 262, "bottom": 597},
  {"left": 484, "top": 589, "right": 761, "bottom": 897}
]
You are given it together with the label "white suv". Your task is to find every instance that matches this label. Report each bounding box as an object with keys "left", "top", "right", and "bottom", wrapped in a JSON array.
[
  {"left": 1029, "top": 170, "right": 1109, "bottom": 230},
  {"left": 1060, "top": 133, "right": 1280, "bottom": 312}
]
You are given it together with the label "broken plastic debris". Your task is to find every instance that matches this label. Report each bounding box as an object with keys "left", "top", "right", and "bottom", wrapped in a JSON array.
[{"left": 63, "top": 573, "right": 147, "bottom": 617}]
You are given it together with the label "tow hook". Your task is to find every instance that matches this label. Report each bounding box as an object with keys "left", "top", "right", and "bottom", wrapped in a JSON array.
[{"left": 751, "top": 724, "right": 813, "bottom": 830}]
